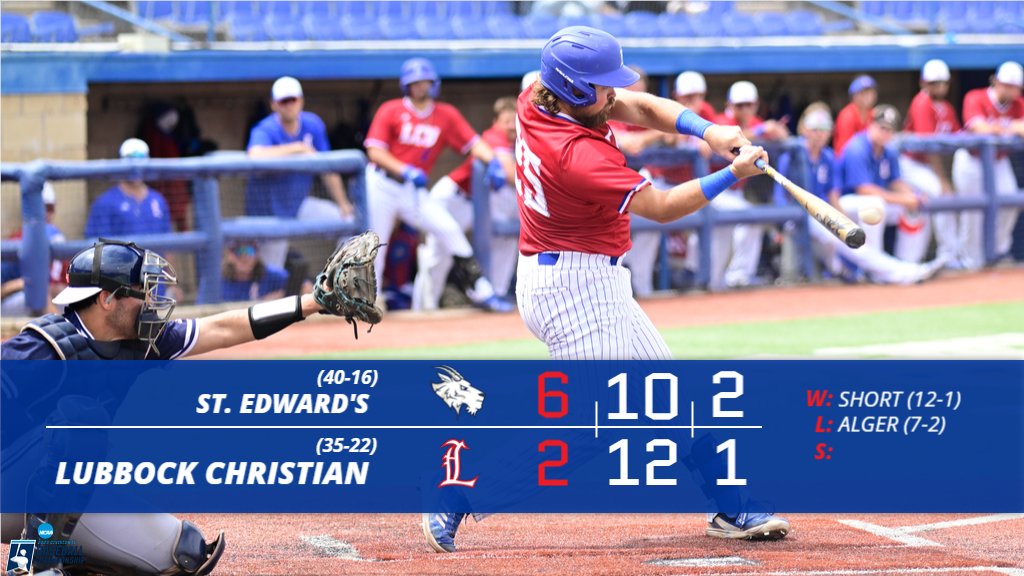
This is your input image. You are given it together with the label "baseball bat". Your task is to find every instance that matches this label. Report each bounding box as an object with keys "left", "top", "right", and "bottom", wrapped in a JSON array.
[{"left": 754, "top": 158, "right": 865, "bottom": 249}]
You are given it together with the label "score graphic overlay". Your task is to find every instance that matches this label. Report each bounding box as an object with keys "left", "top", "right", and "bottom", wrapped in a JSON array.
[{"left": 1, "top": 361, "right": 1020, "bottom": 514}]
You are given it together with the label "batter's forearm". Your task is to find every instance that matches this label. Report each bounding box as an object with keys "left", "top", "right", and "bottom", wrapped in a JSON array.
[{"left": 629, "top": 181, "right": 709, "bottom": 223}]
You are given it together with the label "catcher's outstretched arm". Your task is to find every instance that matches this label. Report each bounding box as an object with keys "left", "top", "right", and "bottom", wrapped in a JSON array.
[{"left": 187, "top": 294, "right": 321, "bottom": 358}]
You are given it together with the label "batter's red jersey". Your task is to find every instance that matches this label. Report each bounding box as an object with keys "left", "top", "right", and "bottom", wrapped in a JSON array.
[
  {"left": 449, "top": 124, "right": 512, "bottom": 195},
  {"left": 903, "top": 90, "right": 961, "bottom": 163},
  {"left": 962, "top": 87, "right": 1024, "bottom": 158},
  {"left": 515, "top": 89, "right": 650, "bottom": 257},
  {"left": 833, "top": 102, "right": 870, "bottom": 155},
  {"left": 364, "top": 97, "right": 479, "bottom": 174}
]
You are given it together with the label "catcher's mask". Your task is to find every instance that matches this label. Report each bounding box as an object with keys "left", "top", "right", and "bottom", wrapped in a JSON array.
[{"left": 53, "top": 239, "right": 178, "bottom": 356}]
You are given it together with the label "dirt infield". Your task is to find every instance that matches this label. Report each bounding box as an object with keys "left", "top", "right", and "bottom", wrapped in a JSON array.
[
  {"left": 195, "top": 268, "right": 1024, "bottom": 359},
  {"left": 183, "top": 512, "right": 1024, "bottom": 575}
]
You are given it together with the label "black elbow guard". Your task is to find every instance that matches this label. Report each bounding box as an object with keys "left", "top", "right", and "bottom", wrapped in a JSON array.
[{"left": 248, "top": 295, "right": 304, "bottom": 340}]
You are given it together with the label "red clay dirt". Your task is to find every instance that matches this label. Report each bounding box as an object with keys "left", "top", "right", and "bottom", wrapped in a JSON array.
[{"left": 195, "top": 268, "right": 1024, "bottom": 359}]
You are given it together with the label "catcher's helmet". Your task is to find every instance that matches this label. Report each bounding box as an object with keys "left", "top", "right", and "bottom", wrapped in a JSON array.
[
  {"left": 53, "top": 239, "right": 177, "bottom": 355},
  {"left": 400, "top": 57, "right": 440, "bottom": 98},
  {"left": 540, "top": 26, "right": 638, "bottom": 107}
]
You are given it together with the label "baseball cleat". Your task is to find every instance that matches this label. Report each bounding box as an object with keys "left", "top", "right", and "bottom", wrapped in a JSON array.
[
  {"left": 422, "top": 511, "right": 466, "bottom": 553},
  {"left": 706, "top": 512, "right": 791, "bottom": 541},
  {"left": 476, "top": 295, "right": 516, "bottom": 313}
]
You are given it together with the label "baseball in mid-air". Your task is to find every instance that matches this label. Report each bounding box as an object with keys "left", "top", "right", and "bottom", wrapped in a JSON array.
[{"left": 859, "top": 206, "right": 884, "bottom": 225}]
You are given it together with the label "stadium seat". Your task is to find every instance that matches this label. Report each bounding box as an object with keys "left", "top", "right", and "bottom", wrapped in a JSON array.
[
  {"left": 756, "top": 12, "right": 789, "bottom": 37},
  {"left": 482, "top": 13, "right": 525, "bottom": 39},
  {"left": 596, "top": 14, "right": 628, "bottom": 38},
  {"left": 218, "top": 0, "right": 261, "bottom": 20},
  {"left": 30, "top": 11, "right": 77, "bottom": 42},
  {"left": 656, "top": 12, "right": 694, "bottom": 38},
  {"left": 266, "top": 13, "right": 307, "bottom": 41},
  {"left": 556, "top": 14, "right": 600, "bottom": 31},
  {"left": 414, "top": 16, "right": 454, "bottom": 40},
  {"left": 521, "top": 13, "right": 561, "bottom": 39},
  {"left": 379, "top": 15, "right": 418, "bottom": 40},
  {"left": 262, "top": 1, "right": 297, "bottom": 18},
  {"left": 136, "top": 0, "right": 175, "bottom": 22},
  {"left": 785, "top": 10, "right": 824, "bottom": 36},
  {"left": 172, "top": 1, "right": 213, "bottom": 27},
  {"left": 297, "top": 1, "right": 338, "bottom": 19},
  {"left": 688, "top": 13, "right": 723, "bottom": 38},
  {"left": 721, "top": 12, "right": 757, "bottom": 36},
  {"left": 302, "top": 13, "right": 344, "bottom": 40},
  {"left": 339, "top": 14, "right": 382, "bottom": 40},
  {"left": 623, "top": 11, "right": 661, "bottom": 37},
  {"left": 1, "top": 12, "right": 32, "bottom": 42},
  {"left": 225, "top": 13, "right": 269, "bottom": 41}
]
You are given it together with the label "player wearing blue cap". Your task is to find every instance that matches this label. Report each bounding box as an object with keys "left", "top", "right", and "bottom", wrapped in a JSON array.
[
  {"left": 423, "top": 26, "right": 789, "bottom": 554},
  {"left": 834, "top": 74, "right": 878, "bottom": 154}
]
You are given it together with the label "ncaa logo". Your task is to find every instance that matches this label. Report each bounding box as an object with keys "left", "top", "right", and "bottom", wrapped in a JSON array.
[{"left": 38, "top": 522, "right": 54, "bottom": 539}]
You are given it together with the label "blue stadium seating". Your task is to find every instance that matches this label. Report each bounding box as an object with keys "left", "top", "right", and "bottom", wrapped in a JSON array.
[
  {"left": 303, "top": 13, "right": 345, "bottom": 40},
  {"left": 266, "top": 13, "right": 307, "bottom": 41},
  {"left": 414, "top": 16, "right": 454, "bottom": 40},
  {"left": 721, "top": 11, "right": 757, "bottom": 36},
  {"left": 756, "top": 12, "right": 789, "bottom": 37},
  {"left": 30, "top": 11, "right": 77, "bottom": 42},
  {"left": 656, "top": 12, "right": 694, "bottom": 38},
  {"left": 521, "top": 12, "right": 561, "bottom": 39},
  {"left": 339, "top": 13, "right": 381, "bottom": 40},
  {"left": 482, "top": 13, "right": 526, "bottom": 39},
  {"left": 379, "top": 15, "right": 418, "bottom": 40},
  {"left": 785, "top": 10, "right": 824, "bottom": 36},
  {"left": 1, "top": 12, "right": 32, "bottom": 42},
  {"left": 173, "top": 1, "right": 214, "bottom": 27},
  {"left": 623, "top": 11, "right": 661, "bottom": 37},
  {"left": 226, "top": 13, "right": 269, "bottom": 41},
  {"left": 596, "top": 14, "right": 628, "bottom": 38},
  {"left": 136, "top": 1, "right": 175, "bottom": 22}
]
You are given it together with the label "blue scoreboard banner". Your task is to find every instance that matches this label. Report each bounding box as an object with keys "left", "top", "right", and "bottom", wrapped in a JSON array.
[{"left": 1, "top": 361, "right": 1021, "bottom": 513}]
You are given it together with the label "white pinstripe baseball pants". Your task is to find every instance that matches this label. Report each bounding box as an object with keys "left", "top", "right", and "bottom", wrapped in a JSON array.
[{"left": 516, "top": 251, "right": 672, "bottom": 360}]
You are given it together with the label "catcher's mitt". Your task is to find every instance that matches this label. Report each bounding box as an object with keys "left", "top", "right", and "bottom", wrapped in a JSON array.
[{"left": 313, "top": 231, "right": 384, "bottom": 338}]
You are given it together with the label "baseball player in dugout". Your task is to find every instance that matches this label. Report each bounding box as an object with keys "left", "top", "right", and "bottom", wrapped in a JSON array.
[
  {"left": 364, "top": 57, "right": 514, "bottom": 313},
  {"left": 1, "top": 235, "right": 381, "bottom": 574},
  {"left": 422, "top": 26, "right": 790, "bottom": 555},
  {"left": 900, "top": 59, "right": 962, "bottom": 265},
  {"left": 834, "top": 74, "right": 878, "bottom": 155},
  {"left": 951, "top": 60, "right": 1024, "bottom": 269},
  {"left": 412, "top": 93, "right": 520, "bottom": 311}
]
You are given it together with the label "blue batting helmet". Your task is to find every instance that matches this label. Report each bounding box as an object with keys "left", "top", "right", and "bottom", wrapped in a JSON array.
[
  {"left": 400, "top": 57, "right": 440, "bottom": 98},
  {"left": 54, "top": 239, "right": 178, "bottom": 356},
  {"left": 540, "top": 26, "right": 639, "bottom": 107}
]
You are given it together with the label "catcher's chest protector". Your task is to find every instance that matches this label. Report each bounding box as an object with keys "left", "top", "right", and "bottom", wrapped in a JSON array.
[{"left": 23, "top": 314, "right": 147, "bottom": 360}]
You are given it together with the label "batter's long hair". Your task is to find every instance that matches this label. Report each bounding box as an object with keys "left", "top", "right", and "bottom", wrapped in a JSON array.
[{"left": 531, "top": 82, "right": 563, "bottom": 115}]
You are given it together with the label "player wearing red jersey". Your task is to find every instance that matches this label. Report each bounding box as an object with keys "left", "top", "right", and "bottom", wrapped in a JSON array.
[
  {"left": 834, "top": 75, "right": 878, "bottom": 155},
  {"left": 413, "top": 96, "right": 519, "bottom": 310},
  {"left": 423, "top": 28, "right": 789, "bottom": 554},
  {"left": 899, "top": 59, "right": 962, "bottom": 264},
  {"left": 951, "top": 61, "right": 1024, "bottom": 269},
  {"left": 364, "top": 58, "right": 512, "bottom": 312}
]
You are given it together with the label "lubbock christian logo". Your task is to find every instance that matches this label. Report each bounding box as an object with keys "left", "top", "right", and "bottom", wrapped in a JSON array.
[{"left": 438, "top": 439, "right": 478, "bottom": 488}]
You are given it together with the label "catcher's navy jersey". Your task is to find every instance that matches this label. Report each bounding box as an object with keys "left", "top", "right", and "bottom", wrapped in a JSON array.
[{"left": 0, "top": 310, "right": 198, "bottom": 360}]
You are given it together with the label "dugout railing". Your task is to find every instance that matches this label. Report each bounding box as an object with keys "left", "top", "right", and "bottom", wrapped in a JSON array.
[
  {"left": 1, "top": 151, "right": 367, "bottom": 313},
  {"left": 469, "top": 134, "right": 1024, "bottom": 291}
]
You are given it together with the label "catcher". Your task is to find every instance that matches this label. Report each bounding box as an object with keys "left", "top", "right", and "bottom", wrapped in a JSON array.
[{"left": 0, "top": 234, "right": 381, "bottom": 574}]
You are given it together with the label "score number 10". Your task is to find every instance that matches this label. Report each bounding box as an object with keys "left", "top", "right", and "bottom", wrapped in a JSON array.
[{"left": 537, "top": 371, "right": 747, "bottom": 487}]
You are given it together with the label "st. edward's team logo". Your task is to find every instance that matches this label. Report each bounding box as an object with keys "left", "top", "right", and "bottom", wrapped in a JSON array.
[
  {"left": 431, "top": 366, "right": 484, "bottom": 416},
  {"left": 6, "top": 539, "right": 35, "bottom": 573}
]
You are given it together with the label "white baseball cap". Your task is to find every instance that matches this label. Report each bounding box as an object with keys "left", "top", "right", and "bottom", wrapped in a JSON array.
[
  {"left": 921, "top": 59, "right": 950, "bottom": 83},
  {"left": 521, "top": 70, "right": 540, "bottom": 92},
  {"left": 728, "top": 81, "right": 758, "bottom": 104},
  {"left": 271, "top": 76, "right": 304, "bottom": 101},
  {"left": 119, "top": 138, "right": 150, "bottom": 159},
  {"left": 41, "top": 182, "right": 56, "bottom": 205},
  {"left": 674, "top": 71, "right": 707, "bottom": 96},
  {"left": 996, "top": 61, "right": 1023, "bottom": 88}
]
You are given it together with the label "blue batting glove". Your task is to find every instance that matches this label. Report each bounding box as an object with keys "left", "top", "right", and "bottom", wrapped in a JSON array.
[
  {"left": 487, "top": 157, "right": 507, "bottom": 191},
  {"left": 402, "top": 166, "right": 429, "bottom": 188}
]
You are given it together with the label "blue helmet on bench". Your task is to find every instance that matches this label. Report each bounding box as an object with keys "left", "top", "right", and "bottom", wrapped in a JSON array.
[{"left": 400, "top": 57, "right": 441, "bottom": 99}]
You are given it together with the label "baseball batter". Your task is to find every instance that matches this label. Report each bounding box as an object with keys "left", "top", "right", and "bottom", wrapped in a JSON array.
[
  {"left": 364, "top": 57, "right": 511, "bottom": 312},
  {"left": 422, "top": 27, "right": 791, "bottom": 554},
  {"left": 412, "top": 96, "right": 519, "bottom": 310},
  {"left": 951, "top": 60, "right": 1024, "bottom": 269}
]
